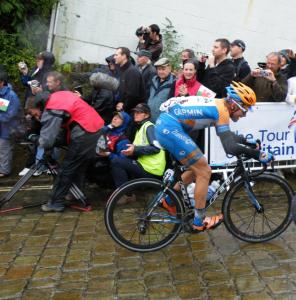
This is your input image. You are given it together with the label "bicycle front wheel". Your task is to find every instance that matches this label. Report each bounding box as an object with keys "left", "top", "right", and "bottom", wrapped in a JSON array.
[
  {"left": 223, "top": 173, "right": 293, "bottom": 243},
  {"left": 104, "top": 178, "right": 184, "bottom": 252}
]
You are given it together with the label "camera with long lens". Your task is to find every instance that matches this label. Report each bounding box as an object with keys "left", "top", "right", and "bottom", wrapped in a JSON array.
[{"left": 135, "top": 26, "right": 150, "bottom": 41}]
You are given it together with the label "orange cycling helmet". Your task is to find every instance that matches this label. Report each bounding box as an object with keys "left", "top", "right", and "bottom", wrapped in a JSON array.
[{"left": 225, "top": 81, "right": 256, "bottom": 106}]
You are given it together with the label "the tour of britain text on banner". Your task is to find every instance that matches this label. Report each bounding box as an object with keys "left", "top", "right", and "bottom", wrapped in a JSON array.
[{"left": 207, "top": 103, "right": 296, "bottom": 166}]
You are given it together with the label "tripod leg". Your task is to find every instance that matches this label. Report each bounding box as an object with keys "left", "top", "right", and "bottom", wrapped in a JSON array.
[{"left": 0, "top": 163, "right": 43, "bottom": 207}]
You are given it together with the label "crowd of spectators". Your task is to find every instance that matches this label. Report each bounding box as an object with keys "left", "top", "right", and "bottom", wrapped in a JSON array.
[{"left": 0, "top": 23, "right": 295, "bottom": 209}]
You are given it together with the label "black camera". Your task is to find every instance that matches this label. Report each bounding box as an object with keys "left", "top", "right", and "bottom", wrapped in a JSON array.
[
  {"left": 73, "top": 85, "right": 83, "bottom": 95},
  {"left": 257, "top": 62, "right": 267, "bottom": 69},
  {"left": 135, "top": 26, "right": 150, "bottom": 40}
]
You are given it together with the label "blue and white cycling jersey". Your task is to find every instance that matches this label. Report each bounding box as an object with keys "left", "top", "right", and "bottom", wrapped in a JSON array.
[
  {"left": 159, "top": 96, "right": 230, "bottom": 132},
  {"left": 155, "top": 96, "right": 231, "bottom": 166}
]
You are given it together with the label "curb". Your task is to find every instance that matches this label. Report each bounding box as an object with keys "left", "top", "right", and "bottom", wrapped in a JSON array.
[{"left": 0, "top": 175, "right": 52, "bottom": 188}]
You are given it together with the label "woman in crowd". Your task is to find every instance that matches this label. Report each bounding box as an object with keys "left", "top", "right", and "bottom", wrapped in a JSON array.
[{"left": 174, "top": 59, "right": 201, "bottom": 97}]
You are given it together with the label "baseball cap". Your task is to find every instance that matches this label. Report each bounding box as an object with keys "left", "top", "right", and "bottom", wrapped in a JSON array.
[
  {"left": 154, "top": 57, "right": 170, "bottom": 67},
  {"left": 231, "top": 39, "right": 246, "bottom": 51},
  {"left": 132, "top": 103, "right": 151, "bottom": 114},
  {"left": 135, "top": 50, "right": 152, "bottom": 59}
]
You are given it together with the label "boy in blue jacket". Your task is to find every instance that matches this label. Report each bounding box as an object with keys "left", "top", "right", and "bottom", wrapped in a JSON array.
[{"left": 97, "top": 111, "right": 131, "bottom": 160}]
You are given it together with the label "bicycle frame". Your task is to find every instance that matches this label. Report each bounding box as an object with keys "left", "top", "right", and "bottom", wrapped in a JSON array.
[
  {"left": 206, "top": 157, "right": 264, "bottom": 211},
  {"left": 160, "top": 156, "right": 265, "bottom": 216}
]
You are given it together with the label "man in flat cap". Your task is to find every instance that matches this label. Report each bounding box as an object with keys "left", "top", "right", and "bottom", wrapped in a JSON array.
[{"left": 147, "top": 57, "right": 176, "bottom": 122}]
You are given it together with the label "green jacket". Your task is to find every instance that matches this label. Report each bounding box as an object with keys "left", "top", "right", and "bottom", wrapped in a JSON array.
[
  {"left": 134, "top": 121, "right": 166, "bottom": 176},
  {"left": 242, "top": 72, "right": 287, "bottom": 102}
]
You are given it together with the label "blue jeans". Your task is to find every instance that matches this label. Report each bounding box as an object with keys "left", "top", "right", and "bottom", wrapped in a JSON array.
[{"left": 110, "top": 157, "right": 156, "bottom": 188}]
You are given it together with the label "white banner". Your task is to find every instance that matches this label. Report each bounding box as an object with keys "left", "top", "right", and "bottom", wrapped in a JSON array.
[{"left": 207, "top": 103, "right": 296, "bottom": 166}]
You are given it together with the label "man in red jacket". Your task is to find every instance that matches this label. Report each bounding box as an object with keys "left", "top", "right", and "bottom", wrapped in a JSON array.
[{"left": 33, "top": 89, "right": 104, "bottom": 212}]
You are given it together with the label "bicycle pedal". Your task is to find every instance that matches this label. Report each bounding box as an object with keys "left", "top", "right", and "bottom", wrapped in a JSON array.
[{"left": 70, "top": 205, "right": 92, "bottom": 212}]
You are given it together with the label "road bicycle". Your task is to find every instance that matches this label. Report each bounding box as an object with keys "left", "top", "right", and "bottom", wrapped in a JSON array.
[{"left": 105, "top": 155, "right": 294, "bottom": 252}]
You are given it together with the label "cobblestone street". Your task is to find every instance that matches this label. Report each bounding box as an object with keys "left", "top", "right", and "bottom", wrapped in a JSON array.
[{"left": 0, "top": 175, "right": 295, "bottom": 300}]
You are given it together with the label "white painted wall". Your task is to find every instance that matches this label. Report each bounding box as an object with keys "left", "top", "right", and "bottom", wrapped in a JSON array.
[{"left": 50, "top": 0, "right": 296, "bottom": 68}]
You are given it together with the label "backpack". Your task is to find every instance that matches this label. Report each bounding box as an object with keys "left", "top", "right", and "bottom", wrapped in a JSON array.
[{"left": 234, "top": 58, "right": 248, "bottom": 81}]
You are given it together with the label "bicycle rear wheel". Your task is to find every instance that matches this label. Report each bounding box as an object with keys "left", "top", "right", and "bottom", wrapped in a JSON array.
[
  {"left": 104, "top": 178, "right": 184, "bottom": 252},
  {"left": 223, "top": 173, "right": 293, "bottom": 243}
]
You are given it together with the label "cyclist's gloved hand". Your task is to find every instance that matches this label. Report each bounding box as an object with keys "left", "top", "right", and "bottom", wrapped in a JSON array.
[
  {"left": 246, "top": 138, "right": 260, "bottom": 150},
  {"left": 35, "top": 147, "right": 45, "bottom": 164},
  {"left": 259, "top": 151, "right": 274, "bottom": 164}
]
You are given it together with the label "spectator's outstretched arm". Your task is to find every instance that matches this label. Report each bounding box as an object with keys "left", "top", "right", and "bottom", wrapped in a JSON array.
[{"left": 133, "top": 125, "right": 160, "bottom": 155}]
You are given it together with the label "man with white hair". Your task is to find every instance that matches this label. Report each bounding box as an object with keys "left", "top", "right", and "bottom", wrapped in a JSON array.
[{"left": 242, "top": 52, "right": 288, "bottom": 102}]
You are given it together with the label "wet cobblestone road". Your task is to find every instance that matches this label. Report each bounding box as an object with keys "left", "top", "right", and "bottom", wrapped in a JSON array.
[{"left": 0, "top": 174, "right": 295, "bottom": 300}]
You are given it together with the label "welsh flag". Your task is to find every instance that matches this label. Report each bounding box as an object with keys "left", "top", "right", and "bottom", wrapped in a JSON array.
[
  {"left": 0, "top": 98, "right": 9, "bottom": 112},
  {"left": 288, "top": 111, "right": 296, "bottom": 129},
  {"left": 196, "top": 85, "right": 216, "bottom": 98}
]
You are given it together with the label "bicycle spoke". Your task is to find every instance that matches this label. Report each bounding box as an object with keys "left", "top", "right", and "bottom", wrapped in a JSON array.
[
  {"left": 223, "top": 174, "right": 292, "bottom": 243},
  {"left": 252, "top": 212, "right": 257, "bottom": 236},
  {"left": 262, "top": 213, "right": 278, "bottom": 230}
]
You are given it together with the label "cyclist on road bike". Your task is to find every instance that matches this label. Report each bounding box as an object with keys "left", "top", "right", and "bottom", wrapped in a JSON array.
[{"left": 155, "top": 81, "right": 274, "bottom": 232}]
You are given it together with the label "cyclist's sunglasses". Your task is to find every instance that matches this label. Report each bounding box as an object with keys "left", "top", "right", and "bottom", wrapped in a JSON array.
[{"left": 231, "top": 99, "right": 250, "bottom": 114}]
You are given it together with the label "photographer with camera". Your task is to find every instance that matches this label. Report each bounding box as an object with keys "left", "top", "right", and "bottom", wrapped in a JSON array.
[
  {"left": 242, "top": 52, "right": 288, "bottom": 102},
  {"left": 136, "top": 24, "right": 163, "bottom": 63},
  {"left": 18, "top": 51, "right": 55, "bottom": 104}
]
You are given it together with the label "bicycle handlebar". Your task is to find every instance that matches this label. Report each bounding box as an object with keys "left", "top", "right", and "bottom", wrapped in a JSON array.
[{"left": 237, "top": 154, "right": 275, "bottom": 177}]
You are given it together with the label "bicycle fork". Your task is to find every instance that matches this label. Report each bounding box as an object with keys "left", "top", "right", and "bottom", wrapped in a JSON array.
[{"left": 243, "top": 180, "right": 263, "bottom": 213}]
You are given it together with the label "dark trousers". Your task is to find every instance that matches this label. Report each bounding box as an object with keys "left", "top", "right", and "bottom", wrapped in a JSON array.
[
  {"left": 111, "top": 157, "right": 157, "bottom": 188},
  {"left": 51, "top": 131, "right": 99, "bottom": 204}
]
